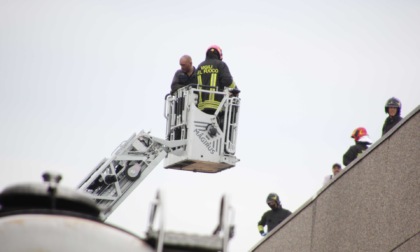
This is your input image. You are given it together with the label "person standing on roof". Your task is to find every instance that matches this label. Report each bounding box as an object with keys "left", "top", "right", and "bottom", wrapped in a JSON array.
[
  {"left": 382, "top": 97, "right": 403, "bottom": 136},
  {"left": 343, "top": 127, "right": 372, "bottom": 166},
  {"left": 196, "top": 45, "right": 239, "bottom": 113},
  {"left": 323, "top": 163, "right": 342, "bottom": 186},
  {"left": 257, "top": 193, "right": 291, "bottom": 236},
  {"left": 170, "top": 55, "right": 197, "bottom": 95}
]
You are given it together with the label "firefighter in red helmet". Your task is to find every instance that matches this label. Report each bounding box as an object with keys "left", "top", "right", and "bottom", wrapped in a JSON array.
[
  {"left": 196, "top": 45, "right": 239, "bottom": 113},
  {"left": 343, "top": 127, "right": 372, "bottom": 166}
]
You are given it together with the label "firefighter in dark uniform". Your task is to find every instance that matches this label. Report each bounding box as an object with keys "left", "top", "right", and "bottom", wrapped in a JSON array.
[
  {"left": 196, "top": 45, "right": 239, "bottom": 113},
  {"left": 257, "top": 193, "right": 292, "bottom": 236},
  {"left": 382, "top": 97, "right": 403, "bottom": 136},
  {"left": 343, "top": 127, "right": 372, "bottom": 166},
  {"left": 170, "top": 55, "right": 197, "bottom": 95}
]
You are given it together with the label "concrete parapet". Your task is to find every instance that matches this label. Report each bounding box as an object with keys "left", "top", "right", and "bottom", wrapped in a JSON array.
[{"left": 250, "top": 105, "right": 420, "bottom": 252}]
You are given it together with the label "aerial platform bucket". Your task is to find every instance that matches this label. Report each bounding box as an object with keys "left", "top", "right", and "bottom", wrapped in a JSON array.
[{"left": 164, "top": 85, "right": 240, "bottom": 173}]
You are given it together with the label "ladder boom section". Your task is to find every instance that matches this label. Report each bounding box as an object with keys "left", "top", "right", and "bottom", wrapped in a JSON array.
[{"left": 77, "top": 131, "right": 186, "bottom": 220}]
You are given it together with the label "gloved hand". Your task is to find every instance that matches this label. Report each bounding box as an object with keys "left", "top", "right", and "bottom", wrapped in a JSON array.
[{"left": 229, "top": 88, "right": 240, "bottom": 97}]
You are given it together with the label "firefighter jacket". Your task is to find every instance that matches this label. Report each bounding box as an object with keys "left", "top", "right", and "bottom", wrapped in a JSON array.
[
  {"left": 382, "top": 115, "right": 402, "bottom": 136},
  {"left": 258, "top": 207, "right": 292, "bottom": 233},
  {"left": 196, "top": 57, "right": 237, "bottom": 111},
  {"left": 170, "top": 67, "right": 197, "bottom": 95},
  {"left": 343, "top": 141, "right": 370, "bottom": 166}
]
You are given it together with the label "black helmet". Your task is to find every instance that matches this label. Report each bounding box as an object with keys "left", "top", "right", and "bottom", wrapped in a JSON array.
[
  {"left": 385, "top": 97, "right": 401, "bottom": 114},
  {"left": 266, "top": 193, "right": 281, "bottom": 208}
]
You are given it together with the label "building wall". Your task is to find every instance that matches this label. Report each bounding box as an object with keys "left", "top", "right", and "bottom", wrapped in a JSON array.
[{"left": 251, "top": 106, "right": 420, "bottom": 252}]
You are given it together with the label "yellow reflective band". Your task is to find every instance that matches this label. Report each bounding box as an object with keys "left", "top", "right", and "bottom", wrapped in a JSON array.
[
  {"left": 198, "top": 100, "right": 221, "bottom": 110},
  {"left": 209, "top": 73, "right": 217, "bottom": 101},
  {"left": 258, "top": 225, "right": 264, "bottom": 232},
  {"left": 197, "top": 75, "right": 203, "bottom": 104}
]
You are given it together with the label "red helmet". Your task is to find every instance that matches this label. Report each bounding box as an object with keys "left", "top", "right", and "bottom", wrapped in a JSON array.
[
  {"left": 351, "top": 127, "right": 368, "bottom": 142},
  {"left": 207, "top": 45, "right": 223, "bottom": 60}
]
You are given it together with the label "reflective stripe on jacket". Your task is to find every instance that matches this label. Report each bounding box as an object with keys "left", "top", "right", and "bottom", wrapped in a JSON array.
[{"left": 196, "top": 58, "right": 236, "bottom": 110}]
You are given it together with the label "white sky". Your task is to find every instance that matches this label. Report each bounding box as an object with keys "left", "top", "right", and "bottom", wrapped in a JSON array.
[{"left": 0, "top": 0, "right": 419, "bottom": 251}]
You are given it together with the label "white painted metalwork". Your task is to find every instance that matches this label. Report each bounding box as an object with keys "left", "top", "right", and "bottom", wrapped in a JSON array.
[
  {"left": 164, "top": 85, "right": 240, "bottom": 173},
  {"left": 146, "top": 190, "right": 235, "bottom": 252},
  {"left": 77, "top": 131, "right": 186, "bottom": 219},
  {"left": 77, "top": 85, "right": 240, "bottom": 219}
]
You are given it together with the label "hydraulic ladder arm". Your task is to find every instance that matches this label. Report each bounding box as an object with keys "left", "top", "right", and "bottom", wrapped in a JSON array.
[
  {"left": 77, "top": 131, "right": 186, "bottom": 220},
  {"left": 77, "top": 85, "right": 240, "bottom": 220}
]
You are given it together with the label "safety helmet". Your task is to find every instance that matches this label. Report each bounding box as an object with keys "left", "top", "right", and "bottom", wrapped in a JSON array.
[
  {"left": 266, "top": 193, "right": 280, "bottom": 207},
  {"left": 351, "top": 127, "right": 368, "bottom": 142},
  {"left": 385, "top": 97, "right": 401, "bottom": 114},
  {"left": 207, "top": 45, "right": 223, "bottom": 60}
]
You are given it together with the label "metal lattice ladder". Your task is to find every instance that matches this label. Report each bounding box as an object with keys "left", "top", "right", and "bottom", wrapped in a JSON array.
[{"left": 77, "top": 131, "right": 186, "bottom": 219}]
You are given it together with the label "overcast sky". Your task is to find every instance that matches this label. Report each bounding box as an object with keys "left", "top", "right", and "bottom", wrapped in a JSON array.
[{"left": 1, "top": 0, "right": 419, "bottom": 251}]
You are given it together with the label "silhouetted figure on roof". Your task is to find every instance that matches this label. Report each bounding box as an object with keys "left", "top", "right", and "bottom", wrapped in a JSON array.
[
  {"left": 343, "top": 127, "right": 372, "bottom": 166},
  {"left": 382, "top": 97, "right": 403, "bottom": 136},
  {"left": 257, "top": 193, "right": 291, "bottom": 236},
  {"left": 323, "top": 163, "right": 342, "bottom": 186}
]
